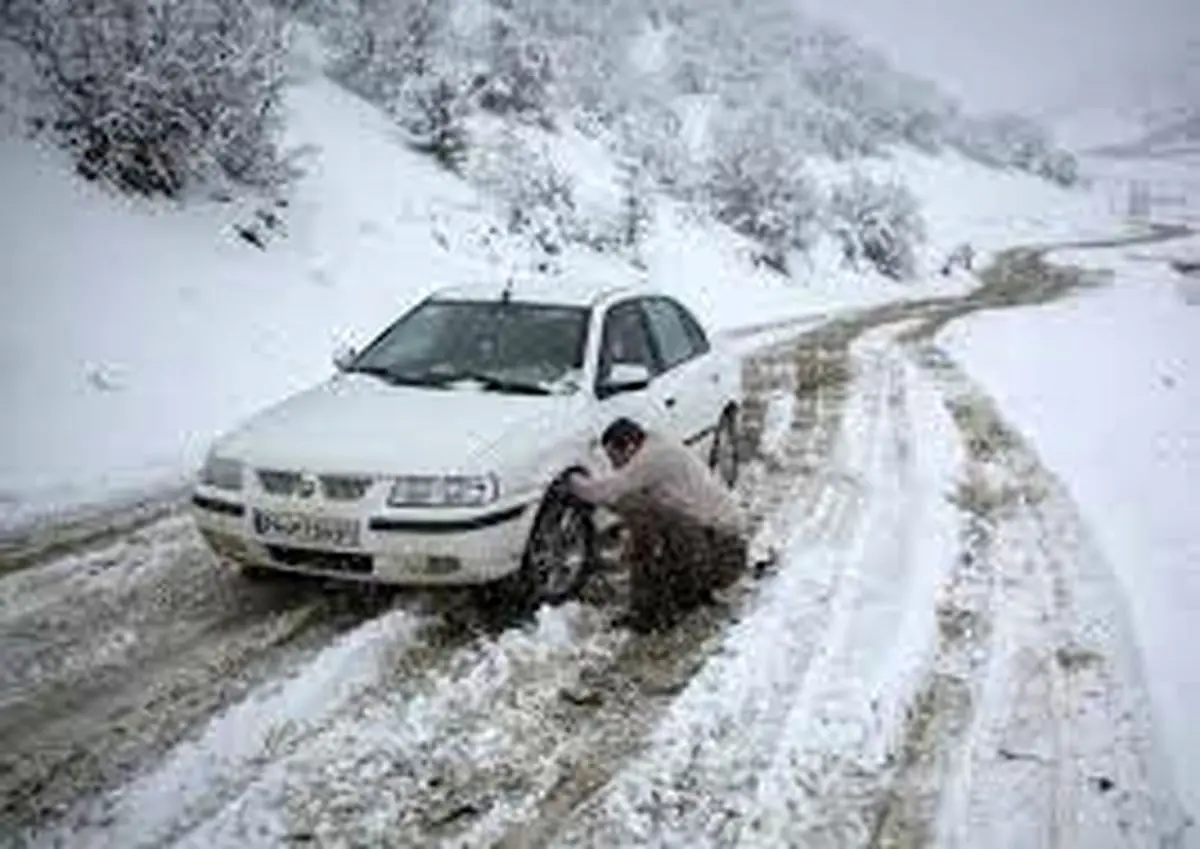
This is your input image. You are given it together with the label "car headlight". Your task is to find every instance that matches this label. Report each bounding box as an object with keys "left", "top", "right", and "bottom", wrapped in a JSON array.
[
  {"left": 387, "top": 474, "right": 499, "bottom": 508},
  {"left": 199, "top": 455, "right": 244, "bottom": 491}
]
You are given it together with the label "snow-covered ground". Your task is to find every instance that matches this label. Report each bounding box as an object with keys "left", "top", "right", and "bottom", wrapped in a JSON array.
[
  {"left": 21, "top": 254, "right": 1188, "bottom": 846},
  {"left": 941, "top": 231, "right": 1200, "bottom": 844},
  {"left": 0, "top": 41, "right": 1126, "bottom": 531}
]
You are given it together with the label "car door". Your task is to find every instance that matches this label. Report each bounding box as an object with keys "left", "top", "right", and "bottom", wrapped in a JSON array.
[
  {"left": 640, "top": 296, "right": 720, "bottom": 451},
  {"left": 671, "top": 297, "right": 730, "bottom": 426},
  {"left": 591, "top": 298, "right": 673, "bottom": 439}
]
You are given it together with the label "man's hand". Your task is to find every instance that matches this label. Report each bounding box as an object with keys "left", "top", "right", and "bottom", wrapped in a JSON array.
[{"left": 549, "top": 466, "right": 591, "bottom": 504}]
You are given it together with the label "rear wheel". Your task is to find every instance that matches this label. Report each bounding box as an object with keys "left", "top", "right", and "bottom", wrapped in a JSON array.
[{"left": 709, "top": 407, "right": 739, "bottom": 489}]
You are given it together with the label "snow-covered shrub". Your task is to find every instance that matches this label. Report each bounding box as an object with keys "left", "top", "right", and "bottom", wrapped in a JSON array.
[
  {"left": 394, "top": 65, "right": 472, "bottom": 171},
  {"left": 705, "top": 108, "right": 820, "bottom": 274},
  {"left": 2, "top": 0, "right": 286, "bottom": 195},
  {"left": 827, "top": 173, "right": 926, "bottom": 281},
  {"left": 797, "top": 100, "right": 875, "bottom": 159},
  {"left": 614, "top": 156, "right": 652, "bottom": 252},
  {"left": 326, "top": 0, "right": 444, "bottom": 104},
  {"left": 617, "top": 98, "right": 695, "bottom": 192},
  {"left": 504, "top": 0, "right": 638, "bottom": 104},
  {"left": 952, "top": 112, "right": 1078, "bottom": 186},
  {"left": 467, "top": 126, "right": 654, "bottom": 264},
  {"left": 329, "top": 0, "right": 559, "bottom": 165},
  {"left": 891, "top": 79, "right": 957, "bottom": 153},
  {"left": 0, "top": 24, "right": 46, "bottom": 132},
  {"left": 327, "top": 0, "right": 474, "bottom": 168},
  {"left": 468, "top": 130, "right": 579, "bottom": 257},
  {"left": 473, "top": 13, "right": 554, "bottom": 123},
  {"left": 1037, "top": 148, "right": 1079, "bottom": 187},
  {"left": 332, "top": 0, "right": 553, "bottom": 120}
]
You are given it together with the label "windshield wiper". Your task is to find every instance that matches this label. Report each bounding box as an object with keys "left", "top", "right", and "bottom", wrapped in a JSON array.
[
  {"left": 346, "top": 366, "right": 449, "bottom": 388},
  {"left": 439, "top": 370, "right": 553, "bottom": 396}
]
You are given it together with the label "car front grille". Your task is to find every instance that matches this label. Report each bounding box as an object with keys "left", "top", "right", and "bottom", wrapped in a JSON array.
[
  {"left": 256, "top": 469, "right": 375, "bottom": 501},
  {"left": 320, "top": 474, "right": 375, "bottom": 501},
  {"left": 258, "top": 469, "right": 302, "bottom": 495}
]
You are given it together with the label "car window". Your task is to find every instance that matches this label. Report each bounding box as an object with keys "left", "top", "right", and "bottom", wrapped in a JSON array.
[
  {"left": 671, "top": 299, "right": 711, "bottom": 356},
  {"left": 643, "top": 297, "right": 702, "bottom": 370},
  {"left": 597, "top": 300, "right": 659, "bottom": 383},
  {"left": 360, "top": 298, "right": 455, "bottom": 364},
  {"left": 352, "top": 299, "right": 590, "bottom": 390}
]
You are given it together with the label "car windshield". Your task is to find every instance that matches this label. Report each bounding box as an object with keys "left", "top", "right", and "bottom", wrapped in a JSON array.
[{"left": 348, "top": 299, "right": 591, "bottom": 395}]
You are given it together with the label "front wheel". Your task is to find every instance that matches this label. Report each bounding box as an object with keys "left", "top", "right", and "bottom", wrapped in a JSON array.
[
  {"left": 520, "top": 490, "right": 597, "bottom": 606},
  {"left": 708, "top": 407, "right": 739, "bottom": 489}
]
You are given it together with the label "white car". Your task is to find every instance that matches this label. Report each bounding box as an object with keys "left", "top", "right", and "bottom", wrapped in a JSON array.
[{"left": 191, "top": 277, "right": 743, "bottom": 604}]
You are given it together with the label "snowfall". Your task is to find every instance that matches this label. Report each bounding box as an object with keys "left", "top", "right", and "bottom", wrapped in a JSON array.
[{"left": 2, "top": 26, "right": 1199, "bottom": 849}]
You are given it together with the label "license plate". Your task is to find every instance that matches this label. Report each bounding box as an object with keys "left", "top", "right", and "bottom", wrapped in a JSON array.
[{"left": 252, "top": 509, "right": 361, "bottom": 548}]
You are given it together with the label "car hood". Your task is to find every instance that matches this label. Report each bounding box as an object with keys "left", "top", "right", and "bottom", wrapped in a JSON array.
[{"left": 215, "top": 374, "right": 575, "bottom": 475}]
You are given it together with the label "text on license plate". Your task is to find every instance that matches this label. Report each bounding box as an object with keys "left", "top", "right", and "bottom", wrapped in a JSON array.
[{"left": 253, "top": 510, "right": 361, "bottom": 548}]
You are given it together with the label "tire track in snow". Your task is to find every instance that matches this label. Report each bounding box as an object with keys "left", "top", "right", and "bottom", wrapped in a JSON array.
[
  {"left": 0, "top": 514, "right": 471, "bottom": 840},
  {"left": 865, "top": 343, "right": 1021, "bottom": 849},
  {"left": 721, "top": 334, "right": 957, "bottom": 849},
  {"left": 0, "top": 489, "right": 187, "bottom": 576},
  {"left": 868, "top": 240, "right": 1192, "bottom": 848},
  {"left": 0, "top": 517, "right": 366, "bottom": 834},
  {"left": 518, "top": 324, "right": 956, "bottom": 849},
  {"left": 873, "top": 340, "right": 1188, "bottom": 849},
  {"left": 481, "top": 318, "right": 876, "bottom": 849},
  {"left": 180, "top": 605, "right": 623, "bottom": 848},
  {"left": 18, "top": 595, "right": 525, "bottom": 849}
]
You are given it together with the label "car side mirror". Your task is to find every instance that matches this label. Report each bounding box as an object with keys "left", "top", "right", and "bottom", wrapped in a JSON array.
[
  {"left": 332, "top": 343, "right": 357, "bottom": 372},
  {"left": 599, "top": 362, "right": 651, "bottom": 397}
]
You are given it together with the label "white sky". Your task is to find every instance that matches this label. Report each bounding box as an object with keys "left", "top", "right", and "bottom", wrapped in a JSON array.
[{"left": 800, "top": 0, "right": 1199, "bottom": 113}]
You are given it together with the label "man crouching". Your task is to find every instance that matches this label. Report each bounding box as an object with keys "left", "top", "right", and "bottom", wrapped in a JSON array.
[{"left": 565, "top": 417, "right": 748, "bottom": 632}]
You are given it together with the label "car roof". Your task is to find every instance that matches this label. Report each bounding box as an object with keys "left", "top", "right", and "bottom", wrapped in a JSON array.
[{"left": 431, "top": 274, "right": 661, "bottom": 309}]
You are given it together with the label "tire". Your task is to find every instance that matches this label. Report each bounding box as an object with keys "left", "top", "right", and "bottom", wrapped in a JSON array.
[
  {"left": 518, "top": 486, "right": 597, "bottom": 607},
  {"left": 708, "top": 406, "right": 739, "bottom": 489}
]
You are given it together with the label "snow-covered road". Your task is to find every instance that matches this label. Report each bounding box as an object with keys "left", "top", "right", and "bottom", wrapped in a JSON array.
[{"left": 1, "top": 227, "right": 1192, "bottom": 848}]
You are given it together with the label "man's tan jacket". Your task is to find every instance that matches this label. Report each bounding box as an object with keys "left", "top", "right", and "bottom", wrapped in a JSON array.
[{"left": 568, "top": 431, "right": 746, "bottom": 538}]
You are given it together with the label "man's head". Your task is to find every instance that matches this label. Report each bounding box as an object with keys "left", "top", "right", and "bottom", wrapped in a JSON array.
[{"left": 600, "top": 417, "right": 646, "bottom": 468}]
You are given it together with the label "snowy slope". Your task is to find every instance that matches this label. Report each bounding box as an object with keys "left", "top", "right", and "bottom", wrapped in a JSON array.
[
  {"left": 0, "top": 56, "right": 1123, "bottom": 531},
  {"left": 940, "top": 232, "right": 1200, "bottom": 841},
  {"left": 0, "top": 78, "right": 482, "bottom": 530},
  {"left": 814, "top": 147, "right": 1123, "bottom": 267}
]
